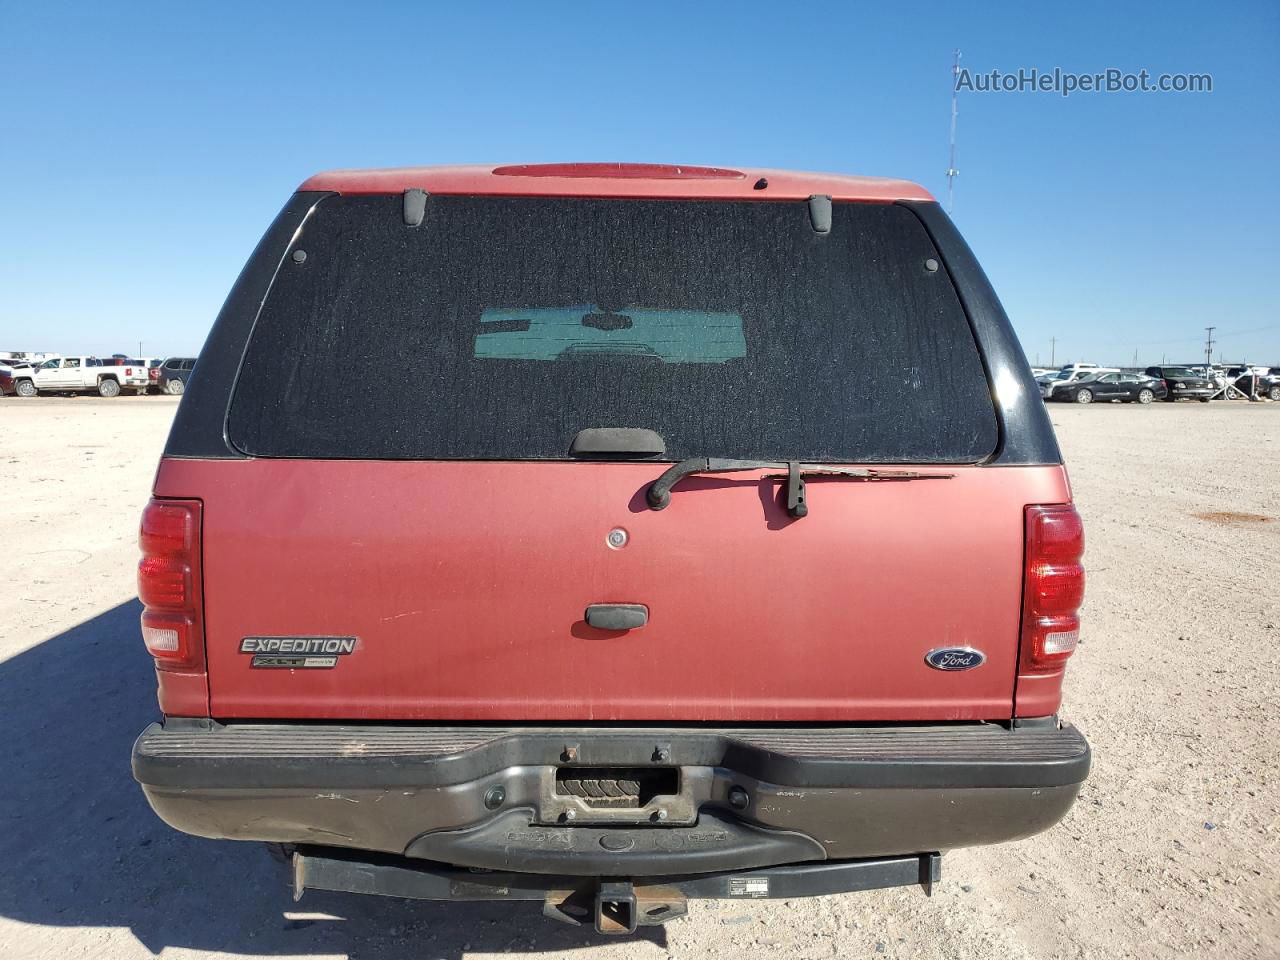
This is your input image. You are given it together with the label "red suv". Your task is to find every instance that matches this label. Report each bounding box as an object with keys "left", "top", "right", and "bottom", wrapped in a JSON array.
[{"left": 132, "top": 163, "right": 1088, "bottom": 934}]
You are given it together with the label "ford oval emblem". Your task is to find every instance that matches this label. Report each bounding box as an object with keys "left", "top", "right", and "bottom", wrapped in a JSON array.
[{"left": 925, "top": 647, "right": 986, "bottom": 671}]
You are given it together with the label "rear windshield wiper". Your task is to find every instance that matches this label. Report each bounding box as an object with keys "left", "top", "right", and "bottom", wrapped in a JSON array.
[{"left": 647, "top": 458, "right": 953, "bottom": 518}]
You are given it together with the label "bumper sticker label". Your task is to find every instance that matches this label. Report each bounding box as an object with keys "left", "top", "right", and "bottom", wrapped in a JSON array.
[{"left": 728, "top": 877, "right": 770, "bottom": 897}]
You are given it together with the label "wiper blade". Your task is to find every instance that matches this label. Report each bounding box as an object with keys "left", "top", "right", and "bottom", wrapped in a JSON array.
[{"left": 646, "top": 458, "right": 953, "bottom": 518}]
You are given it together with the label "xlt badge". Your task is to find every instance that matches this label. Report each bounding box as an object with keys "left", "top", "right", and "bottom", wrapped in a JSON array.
[{"left": 240, "top": 636, "right": 357, "bottom": 669}]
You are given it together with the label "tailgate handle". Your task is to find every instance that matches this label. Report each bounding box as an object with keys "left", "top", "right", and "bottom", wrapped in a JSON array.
[{"left": 585, "top": 604, "right": 648, "bottom": 631}]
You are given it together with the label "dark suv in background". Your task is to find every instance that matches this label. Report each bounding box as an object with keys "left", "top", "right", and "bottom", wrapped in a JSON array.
[
  {"left": 157, "top": 358, "right": 196, "bottom": 395},
  {"left": 1143, "top": 366, "right": 1214, "bottom": 402}
]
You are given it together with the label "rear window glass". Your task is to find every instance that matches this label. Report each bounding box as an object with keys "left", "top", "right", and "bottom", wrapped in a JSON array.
[{"left": 229, "top": 196, "right": 997, "bottom": 462}]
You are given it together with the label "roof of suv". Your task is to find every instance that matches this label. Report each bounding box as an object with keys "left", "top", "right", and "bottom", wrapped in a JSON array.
[{"left": 298, "top": 163, "right": 935, "bottom": 202}]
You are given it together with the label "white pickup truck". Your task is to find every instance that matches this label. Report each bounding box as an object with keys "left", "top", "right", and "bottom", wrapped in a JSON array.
[{"left": 11, "top": 356, "right": 151, "bottom": 397}]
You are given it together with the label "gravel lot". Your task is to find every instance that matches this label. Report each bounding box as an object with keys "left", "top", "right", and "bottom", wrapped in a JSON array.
[{"left": 0, "top": 396, "right": 1276, "bottom": 959}]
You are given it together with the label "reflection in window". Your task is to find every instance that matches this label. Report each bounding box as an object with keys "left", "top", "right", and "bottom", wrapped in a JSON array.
[{"left": 475, "top": 306, "right": 747, "bottom": 365}]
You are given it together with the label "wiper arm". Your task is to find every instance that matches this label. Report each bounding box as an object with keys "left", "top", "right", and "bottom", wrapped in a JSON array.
[
  {"left": 646, "top": 457, "right": 953, "bottom": 518},
  {"left": 646, "top": 458, "right": 779, "bottom": 512}
]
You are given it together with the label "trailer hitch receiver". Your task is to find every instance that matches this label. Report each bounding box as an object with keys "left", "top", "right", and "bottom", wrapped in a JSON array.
[
  {"left": 595, "top": 881, "right": 637, "bottom": 934},
  {"left": 542, "top": 880, "right": 688, "bottom": 933}
]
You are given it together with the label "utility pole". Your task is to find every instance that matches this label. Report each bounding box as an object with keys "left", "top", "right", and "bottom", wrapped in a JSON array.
[
  {"left": 1050, "top": 337, "right": 1057, "bottom": 367},
  {"left": 947, "top": 49, "right": 961, "bottom": 214},
  {"left": 1204, "top": 326, "right": 1216, "bottom": 371}
]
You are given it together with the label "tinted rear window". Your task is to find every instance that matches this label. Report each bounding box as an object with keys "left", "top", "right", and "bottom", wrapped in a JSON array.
[{"left": 229, "top": 196, "right": 997, "bottom": 462}]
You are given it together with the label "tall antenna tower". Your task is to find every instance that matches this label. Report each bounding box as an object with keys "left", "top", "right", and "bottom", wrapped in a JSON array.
[{"left": 947, "top": 49, "right": 961, "bottom": 214}]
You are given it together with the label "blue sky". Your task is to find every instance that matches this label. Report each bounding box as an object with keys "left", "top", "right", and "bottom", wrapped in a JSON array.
[{"left": 1, "top": 1, "right": 1276, "bottom": 365}]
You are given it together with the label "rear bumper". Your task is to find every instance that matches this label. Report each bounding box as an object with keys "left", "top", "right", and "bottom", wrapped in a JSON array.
[{"left": 133, "top": 720, "right": 1089, "bottom": 875}]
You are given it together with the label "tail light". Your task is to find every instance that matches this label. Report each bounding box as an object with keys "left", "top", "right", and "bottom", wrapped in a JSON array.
[
  {"left": 138, "top": 498, "right": 204, "bottom": 671},
  {"left": 1021, "top": 504, "right": 1085, "bottom": 675}
]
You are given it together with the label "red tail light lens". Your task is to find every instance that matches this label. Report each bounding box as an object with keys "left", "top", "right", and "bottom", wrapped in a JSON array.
[
  {"left": 138, "top": 498, "right": 203, "bottom": 669},
  {"left": 138, "top": 554, "right": 189, "bottom": 608},
  {"left": 1021, "top": 505, "right": 1085, "bottom": 675}
]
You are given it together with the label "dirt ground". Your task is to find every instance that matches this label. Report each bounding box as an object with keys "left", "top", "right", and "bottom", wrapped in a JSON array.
[{"left": 0, "top": 396, "right": 1276, "bottom": 960}]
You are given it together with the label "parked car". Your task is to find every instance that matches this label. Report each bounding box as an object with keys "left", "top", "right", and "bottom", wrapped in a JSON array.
[
  {"left": 98, "top": 356, "right": 154, "bottom": 392},
  {"left": 1, "top": 357, "right": 36, "bottom": 394},
  {"left": 156, "top": 357, "right": 196, "bottom": 394},
  {"left": 1049, "top": 363, "right": 1104, "bottom": 379},
  {"left": 1037, "top": 366, "right": 1120, "bottom": 397},
  {"left": 1044, "top": 371, "right": 1167, "bottom": 404},
  {"left": 1143, "top": 366, "right": 1214, "bottom": 402},
  {"left": 11, "top": 355, "right": 148, "bottom": 397},
  {"left": 1218, "top": 363, "right": 1270, "bottom": 377},
  {"left": 1, "top": 357, "right": 36, "bottom": 374},
  {"left": 1224, "top": 366, "right": 1280, "bottom": 401},
  {"left": 131, "top": 163, "right": 1089, "bottom": 933}
]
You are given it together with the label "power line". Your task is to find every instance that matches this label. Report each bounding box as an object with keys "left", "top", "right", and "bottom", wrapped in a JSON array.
[{"left": 1098, "top": 322, "right": 1280, "bottom": 349}]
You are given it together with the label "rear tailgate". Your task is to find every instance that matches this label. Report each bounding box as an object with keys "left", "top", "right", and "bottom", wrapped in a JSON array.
[
  {"left": 156, "top": 458, "right": 1068, "bottom": 722},
  {"left": 167, "top": 191, "right": 1066, "bottom": 724},
  {"left": 122, "top": 365, "right": 150, "bottom": 387}
]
